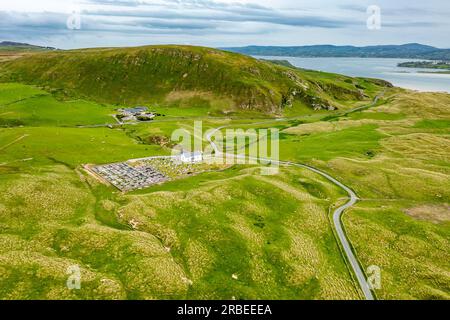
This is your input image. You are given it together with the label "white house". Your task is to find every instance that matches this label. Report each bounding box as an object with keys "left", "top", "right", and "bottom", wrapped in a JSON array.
[{"left": 180, "top": 151, "right": 203, "bottom": 163}]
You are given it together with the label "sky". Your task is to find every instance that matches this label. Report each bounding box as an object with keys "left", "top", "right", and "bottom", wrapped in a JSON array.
[{"left": 1, "top": 0, "right": 449, "bottom": 49}]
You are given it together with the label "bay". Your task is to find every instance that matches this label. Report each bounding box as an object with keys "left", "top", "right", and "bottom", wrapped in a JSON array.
[{"left": 256, "top": 56, "right": 450, "bottom": 93}]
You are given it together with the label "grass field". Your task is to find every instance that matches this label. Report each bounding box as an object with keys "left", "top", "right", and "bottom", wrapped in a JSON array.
[
  {"left": 0, "top": 78, "right": 448, "bottom": 300},
  {"left": 0, "top": 145, "right": 358, "bottom": 299},
  {"left": 0, "top": 82, "right": 360, "bottom": 299},
  {"left": 276, "top": 89, "right": 450, "bottom": 299}
]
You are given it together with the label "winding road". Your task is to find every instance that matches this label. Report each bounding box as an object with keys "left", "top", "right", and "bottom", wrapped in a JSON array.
[{"left": 205, "top": 108, "right": 379, "bottom": 300}]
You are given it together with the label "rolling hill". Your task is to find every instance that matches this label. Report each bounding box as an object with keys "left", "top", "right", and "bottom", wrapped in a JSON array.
[
  {"left": 222, "top": 43, "right": 450, "bottom": 60},
  {"left": 0, "top": 41, "right": 56, "bottom": 52},
  {"left": 0, "top": 44, "right": 448, "bottom": 300},
  {"left": 0, "top": 41, "right": 57, "bottom": 63},
  {"left": 0, "top": 45, "right": 389, "bottom": 115}
]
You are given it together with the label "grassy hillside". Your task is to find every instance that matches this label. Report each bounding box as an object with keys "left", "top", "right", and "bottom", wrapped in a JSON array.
[
  {"left": 0, "top": 82, "right": 360, "bottom": 299},
  {"left": 0, "top": 45, "right": 388, "bottom": 115},
  {"left": 1, "top": 44, "right": 446, "bottom": 300},
  {"left": 0, "top": 79, "right": 448, "bottom": 299},
  {"left": 277, "top": 89, "right": 450, "bottom": 299},
  {"left": 0, "top": 42, "right": 55, "bottom": 63},
  {"left": 0, "top": 41, "right": 55, "bottom": 52}
]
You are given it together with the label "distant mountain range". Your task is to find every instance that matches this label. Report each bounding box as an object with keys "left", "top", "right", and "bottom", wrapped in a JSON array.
[
  {"left": 4, "top": 42, "right": 449, "bottom": 60},
  {"left": 0, "top": 41, "right": 56, "bottom": 51},
  {"left": 221, "top": 43, "right": 450, "bottom": 60}
]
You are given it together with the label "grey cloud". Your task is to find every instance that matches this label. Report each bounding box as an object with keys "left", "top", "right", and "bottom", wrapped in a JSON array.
[
  {"left": 82, "top": 9, "right": 356, "bottom": 29},
  {"left": 1, "top": 0, "right": 359, "bottom": 44},
  {"left": 1, "top": 0, "right": 449, "bottom": 49},
  {"left": 0, "top": 9, "right": 268, "bottom": 41},
  {"left": 340, "top": 2, "right": 448, "bottom": 18},
  {"left": 84, "top": 0, "right": 142, "bottom": 7},
  {"left": 83, "top": 0, "right": 357, "bottom": 28}
]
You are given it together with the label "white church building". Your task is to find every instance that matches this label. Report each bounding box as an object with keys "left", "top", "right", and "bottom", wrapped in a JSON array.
[{"left": 179, "top": 151, "right": 203, "bottom": 163}]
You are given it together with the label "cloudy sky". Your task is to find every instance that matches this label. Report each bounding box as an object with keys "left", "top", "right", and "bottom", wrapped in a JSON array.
[{"left": 1, "top": 0, "right": 449, "bottom": 49}]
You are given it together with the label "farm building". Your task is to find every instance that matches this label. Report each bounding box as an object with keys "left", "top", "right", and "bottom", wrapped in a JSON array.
[
  {"left": 122, "top": 106, "right": 148, "bottom": 115},
  {"left": 117, "top": 106, "right": 156, "bottom": 122}
]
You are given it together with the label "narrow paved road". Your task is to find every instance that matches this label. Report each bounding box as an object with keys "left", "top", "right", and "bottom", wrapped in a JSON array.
[
  {"left": 0, "top": 134, "right": 29, "bottom": 151},
  {"left": 282, "top": 161, "right": 374, "bottom": 300},
  {"left": 205, "top": 99, "right": 382, "bottom": 299},
  {"left": 235, "top": 156, "right": 373, "bottom": 300}
]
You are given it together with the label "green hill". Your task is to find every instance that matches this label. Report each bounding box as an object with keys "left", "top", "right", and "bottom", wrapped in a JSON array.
[
  {"left": 0, "top": 41, "right": 57, "bottom": 63},
  {"left": 0, "top": 45, "right": 389, "bottom": 115},
  {"left": 0, "top": 41, "right": 56, "bottom": 52}
]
